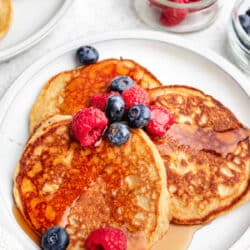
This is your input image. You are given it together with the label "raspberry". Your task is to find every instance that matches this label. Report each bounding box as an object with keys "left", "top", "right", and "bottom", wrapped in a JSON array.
[
  {"left": 160, "top": 0, "right": 188, "bottom": 26},
  {"left": 122, "top": 86, "right": 149, "bottom": 111},
  {"left": 71, "top": 107, "right": 108, "bottom": 147},
  {"left": 85, "top": 227, "right": 127, "bottom": 250},
  {"left": 146, "top": 105, "right": 174, "bottom": 137},
  {"left": 90, "top": 91, "right": 119, "bottom": 111}
]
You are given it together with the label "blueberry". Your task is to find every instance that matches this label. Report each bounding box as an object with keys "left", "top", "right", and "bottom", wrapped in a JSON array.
[
  {"left": 245, "top": 25, "right": 250, "bottom": 35},
  {"left": 76, "top": 46, "right": 99, "bottom": 64},
  {"left": 239, "top": 14, "right": 250, "bottom": 32},
  {"left": 105, "top": 95, "right": 125, "bottom": 123},
  {"left": 110, "top": 76, "right": 134, "bottom": 93},
  {"left": 127, "top": 104, "right": 151, "bottom": 128},
  {"left": 106, "top": 123, "right": 130, "bottom": 145},
  {"left": 41, "top": 226, "right": 69, "bottom": 250},
  {"left": 246, "top": 8, "right": 250, "bottom": 16}
]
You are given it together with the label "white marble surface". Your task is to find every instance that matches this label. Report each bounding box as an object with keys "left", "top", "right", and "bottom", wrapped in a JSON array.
[
  {"left": 0, "top": 0, "right": 240, "bottom": 99},
  {"left": 0, "top": 1, "right": 249, "bottom": 250}
]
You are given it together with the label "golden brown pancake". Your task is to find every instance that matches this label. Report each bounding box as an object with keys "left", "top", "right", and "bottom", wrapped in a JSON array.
[
  {"left": 14, "top": 115, "right": 169, "bottom": 249},
  {"left": 0, "top": 0, "right": 12, "bottom": 38},
  {"left": 148, "top": 86, "right": 250, "bottom": 224},
  {"left": 30, "top": 58, "right": 162, "bottom": 132}
]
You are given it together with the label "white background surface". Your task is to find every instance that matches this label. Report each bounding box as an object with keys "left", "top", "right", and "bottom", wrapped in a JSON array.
[{"left": 0, "top": 0, "right": 240, "bottom": 98}]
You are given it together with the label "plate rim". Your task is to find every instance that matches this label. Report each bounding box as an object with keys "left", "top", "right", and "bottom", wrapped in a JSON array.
[
  {"left": 0, "top": 29, "right": 249, "bottom": 249},
  {"left": 0, "top": 0, "right": 73, "bottom": 62}
]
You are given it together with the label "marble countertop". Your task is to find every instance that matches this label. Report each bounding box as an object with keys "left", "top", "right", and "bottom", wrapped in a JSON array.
[
  {"left": 0, "top": 1, "right": 249, "bottom": 250},
  {"left": 0, "top": 0, "right": 241, "bottom": 99}
]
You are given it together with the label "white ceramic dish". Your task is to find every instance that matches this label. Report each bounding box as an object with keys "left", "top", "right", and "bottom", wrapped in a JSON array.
[
  {"left": 0, "top": 0, "right": 72, "bottom": 62},
  {"left": 0, "top": 30, "right": 249, "bottom": 250}
]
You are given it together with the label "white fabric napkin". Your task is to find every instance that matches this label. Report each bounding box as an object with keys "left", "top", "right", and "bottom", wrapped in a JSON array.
[
  {"left": 229, "top": 227, "right": 250, "bottom": 250},
  {"left": 0, "top": 226, "right": 24, "bottom": 250}
]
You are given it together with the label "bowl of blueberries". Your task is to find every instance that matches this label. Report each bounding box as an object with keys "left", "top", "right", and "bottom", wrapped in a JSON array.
[{"left": 228, "top": 0, "right": 250, "bottom": 73}]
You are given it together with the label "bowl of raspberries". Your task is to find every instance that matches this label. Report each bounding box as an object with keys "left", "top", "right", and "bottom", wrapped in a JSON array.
[{"left": 134, "top": 0, "right": 222, "bottom": 33}]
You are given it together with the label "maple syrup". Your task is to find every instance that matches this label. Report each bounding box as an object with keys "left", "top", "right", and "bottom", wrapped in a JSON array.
[
  {"left": 152, "top": 225, "right": 201, "bottom": 250},
  {"left": 163, "top": 124, "right": 249, "bottom": 156},
  {"left": 13, "top": 203, "right": 200, "bottom": 250},
  {"left": 12, "top": 205, "right": 40, "bottom": 245}
]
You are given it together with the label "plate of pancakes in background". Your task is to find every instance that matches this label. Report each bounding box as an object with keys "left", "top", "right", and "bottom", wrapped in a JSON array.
[
  {"left": 0, "top": 0, "right": 72, "bottom": 62},
  {"left": 0, "top": 30, "right": 249, "bottom": 250}
]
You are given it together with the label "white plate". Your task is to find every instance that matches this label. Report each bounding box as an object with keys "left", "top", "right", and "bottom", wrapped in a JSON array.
[
  {"left": 0, "top": 0, "right": 72, "bottom": 62},
  {"left": 0, "top": 30, "right": 249, "bottom": 250}
]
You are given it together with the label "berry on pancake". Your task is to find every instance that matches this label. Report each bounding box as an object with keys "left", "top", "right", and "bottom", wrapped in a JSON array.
[
  {"left": 122, "top": 85, "right": 149, "bottom": 111},
  {"left": 110, "top": 76, "right": 135, "bottom": 93},
  {"left": 105, "top": 95, "right": 125, "bottom": 123},
  {"left": 90, "top": 91, "right": 118, "bottom": 111},
  {"left": 106, "top": 122, "right": 130, "bottom": 145},
  {"left": 127, "top": 104, "right": 151, "bottom": 128},
  {"left": 71, "top": 107, "right": 108, "bottom": 147},
  {"left": 146, "top": 105, "right": 174, "bottom": 137}
]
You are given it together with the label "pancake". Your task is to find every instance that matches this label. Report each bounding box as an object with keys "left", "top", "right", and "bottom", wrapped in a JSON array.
[
  {"left": 0, "top": 0, "right": 12, "bottom": 38},
  {"left": 30, "top": 58, "right": 162, "bottom": 133},
  {"left": 148, "top": 86, "right": 250, "bottom": 224},
  {"left": 13, "top": 115, "right": 169, "bottom": 249}
]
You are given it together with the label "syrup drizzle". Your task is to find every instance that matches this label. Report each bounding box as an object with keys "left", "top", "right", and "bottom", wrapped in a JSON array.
[
  {"left": 152, "top": 225, "right": 200, "bottom": 250},
  {"left": 13, "top": 204, "right": 200, "bottom": 250},
  {"left": 164, "top": 124, "right": 248, "bottom": 156},
  {"left": 12, "top": 205, "right": 40, "bottom": 245}
]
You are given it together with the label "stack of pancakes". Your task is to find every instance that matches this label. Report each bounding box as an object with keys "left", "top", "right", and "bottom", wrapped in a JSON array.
[{"left": 13, "top": 58, "right": 250, "bottom": 249}]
